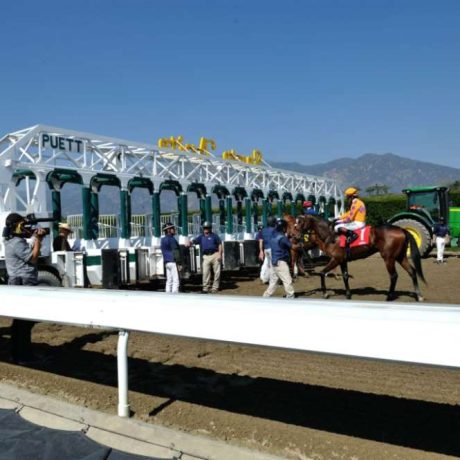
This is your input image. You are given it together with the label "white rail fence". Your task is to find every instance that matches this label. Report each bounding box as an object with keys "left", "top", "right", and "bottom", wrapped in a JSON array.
[{"left": 1, "top": 286, "right": 459, "bottom": 417}]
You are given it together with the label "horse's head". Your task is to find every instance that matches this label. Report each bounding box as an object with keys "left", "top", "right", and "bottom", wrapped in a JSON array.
[
  {"left": 283, "top": 214, "right": 302, "bottom": 241},
  {"left": 297, "top": 214, "right": 335, "bottom": 244},
  {"left": 296, "top": 214, "right": 315, "bottom": 233}
]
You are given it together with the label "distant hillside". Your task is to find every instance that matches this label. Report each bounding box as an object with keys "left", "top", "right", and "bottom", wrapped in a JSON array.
[
  {"left": 272, "top": 153, "right": 460, "bottom": 194},
  {"left": 57, "top": 152, "right": 460, "bottom": 215}
]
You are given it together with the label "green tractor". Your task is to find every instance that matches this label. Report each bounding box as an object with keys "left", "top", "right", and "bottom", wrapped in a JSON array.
[{"left": 388, "top": 186, "right": 460, "bottom": 257}]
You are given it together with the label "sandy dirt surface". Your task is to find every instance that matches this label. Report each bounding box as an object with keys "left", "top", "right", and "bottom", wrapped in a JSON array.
[{"left": 1, "top": 253, "right": 460, "bottom": 460}]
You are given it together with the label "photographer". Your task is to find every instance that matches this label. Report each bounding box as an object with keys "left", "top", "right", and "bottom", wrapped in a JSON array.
[{"left": 4, "top": 213, "right": 48, "bottom": 364}]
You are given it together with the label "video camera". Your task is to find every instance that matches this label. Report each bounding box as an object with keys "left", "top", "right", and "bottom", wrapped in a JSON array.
[{"left": 2, "top": 213, "right": 56, "bottom": 239}]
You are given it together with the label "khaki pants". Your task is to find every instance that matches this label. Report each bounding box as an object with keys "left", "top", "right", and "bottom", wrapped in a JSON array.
[
  {"left": 263, "top": 260, "right": 295, "bottom": 298},
  {"left": 202, "top": 253, "right": 221, "bottom": 292}
]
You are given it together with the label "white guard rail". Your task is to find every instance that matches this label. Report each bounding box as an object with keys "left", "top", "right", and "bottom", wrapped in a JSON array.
[{"left": 1, "top": 286, "right": 460, "bottom": 417}]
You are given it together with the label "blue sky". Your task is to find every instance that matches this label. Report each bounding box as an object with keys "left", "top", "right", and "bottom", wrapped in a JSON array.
[{"left": 1, "top": 0, "right": 459, "bottom": 168}]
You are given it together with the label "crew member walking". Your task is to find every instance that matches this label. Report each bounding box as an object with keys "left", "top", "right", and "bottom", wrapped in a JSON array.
[
  {"left": 160, "top": 222, "right": 181, "bottom": 292},
  {"left": 191, "top": 221, "right": 222, "bottom": 293},
  {"left": 258, "top": 216, "right": 276, "bottom": 284},
  {"left": 263, "top": 219, "right": 295, "bottom": 299}
]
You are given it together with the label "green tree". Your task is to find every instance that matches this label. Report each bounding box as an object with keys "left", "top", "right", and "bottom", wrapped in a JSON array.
[
  {"left": 366, "top": 184, "right": 390, "bottom": 196},
  {"left": 365, "top": 185, "right": 376, "bottom": 195}
]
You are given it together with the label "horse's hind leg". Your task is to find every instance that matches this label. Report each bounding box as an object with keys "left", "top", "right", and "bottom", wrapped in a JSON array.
[
  {"left": 340, "top": 262, "right": 352, "bottom": 299},
  {"left": 384, "top": 258, "right": 398, "bottom": 301},
  {"left": 399, "top": 257, "right": 424, "bottom": 302}
]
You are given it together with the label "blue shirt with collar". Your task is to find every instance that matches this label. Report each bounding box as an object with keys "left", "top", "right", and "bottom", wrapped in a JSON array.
[
  {"left": 433, "top": 223, "right": 449, "bottom": 238},
  {"left": 258, "top": 226, "right": 275, "bottom": 250},
  {"left": 269, "top": 230, "right": 292, "bottom": 265},
  {"left": 161, "top": 234, "right": 179, "bottom": 263},
  {"left": 193, "top": 232, "right": 222, "bottom": 254},
  {"left": 304, "top": 207, "right": 318, "bottom": 216}
]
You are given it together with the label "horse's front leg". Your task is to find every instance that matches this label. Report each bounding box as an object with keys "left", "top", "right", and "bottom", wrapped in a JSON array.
[
  {"left": 291, "top": 244, "right": 304, "bottom": 278},
  {"left": 296, "top": 248, "right": 306, "bottom": 277},
  {"left": 290, "top": 248, "right": 297, "bottom": 278},
  {"left": 320, "top": 259, "right": 340, "bottom": 299},
  {"left": 340, "top": 262, "right": 351, "bottom": 299}
]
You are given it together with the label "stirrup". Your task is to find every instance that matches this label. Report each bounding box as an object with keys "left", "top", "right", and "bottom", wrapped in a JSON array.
[{"left": 346, "top": 231, "right": 358, "bottom": 245}]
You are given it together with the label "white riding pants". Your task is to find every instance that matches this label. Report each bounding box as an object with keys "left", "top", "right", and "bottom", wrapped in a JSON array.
[{"left": 334, "top": 221, "right": 366, "bottom": 232}]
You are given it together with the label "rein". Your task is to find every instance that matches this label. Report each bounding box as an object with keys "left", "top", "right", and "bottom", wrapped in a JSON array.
[{"left": 309, "top": 218, "right": 336, "bottom": 246}]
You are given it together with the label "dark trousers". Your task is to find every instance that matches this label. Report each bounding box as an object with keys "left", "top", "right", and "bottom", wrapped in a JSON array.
[{"left": 8, "top": 277, "right": 37, "bottom": 361}]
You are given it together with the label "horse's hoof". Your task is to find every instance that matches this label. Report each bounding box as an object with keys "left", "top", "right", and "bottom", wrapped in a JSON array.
[
  {"left": 323, "top": 293, "right": 329, "bottom": 299},
  {"left": 386, "top": 295, "right": 396, "bottom": 302},
  {"left": 346, "top": 295, "right": 352, "bottom": 300},
  {"left": 417, "top": 296, "right": 425, "bottom": 302}
]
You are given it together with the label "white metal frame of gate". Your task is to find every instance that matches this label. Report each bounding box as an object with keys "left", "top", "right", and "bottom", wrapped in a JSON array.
[
  {"left": 0, "top": 124, "right": 340, "bottom": 215},
  {"left": 1, "top": 286, "right": 459, "bottom": 417}
]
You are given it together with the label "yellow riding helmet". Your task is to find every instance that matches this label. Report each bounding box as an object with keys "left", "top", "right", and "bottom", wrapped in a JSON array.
[{"left": 344, "top": 187, "right": 358, "bottom": 197}]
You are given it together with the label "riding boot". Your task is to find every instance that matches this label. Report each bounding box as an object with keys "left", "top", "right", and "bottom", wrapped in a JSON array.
[{"left": 346, "top": 230, "right": 359, "bottom": 246}]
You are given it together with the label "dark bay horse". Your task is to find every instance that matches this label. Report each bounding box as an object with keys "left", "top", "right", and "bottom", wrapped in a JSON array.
[{"left": 297, "top": 215, "right": 426, "bottom": 301}]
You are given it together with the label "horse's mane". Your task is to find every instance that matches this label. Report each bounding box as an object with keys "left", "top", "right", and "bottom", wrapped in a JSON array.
[{"left": 302, "top": 214, "right": 336, "bottom": 244}]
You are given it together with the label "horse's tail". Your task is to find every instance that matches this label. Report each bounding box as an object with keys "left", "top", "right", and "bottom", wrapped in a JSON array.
[{"left": 405, "top": 230, "right": 426, "bottom": 284}]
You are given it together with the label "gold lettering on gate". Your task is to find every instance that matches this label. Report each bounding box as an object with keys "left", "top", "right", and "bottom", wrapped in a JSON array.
[
  {"left": 158, "top": 135, "right": 263, "bottom": 164},
  {"left": 222, "top": 149, "right": 263, "bottom": 165},
  {"left": 158, "top": 136, "right": 216, "bottom": 156}
]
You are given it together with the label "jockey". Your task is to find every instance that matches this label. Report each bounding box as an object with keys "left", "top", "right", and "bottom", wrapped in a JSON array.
[
  {"left": 334, "top": 187, "right": 366, "bottom": 244},
  {"left": 302, "top": 200, "right": 318, "bottom": 216}
]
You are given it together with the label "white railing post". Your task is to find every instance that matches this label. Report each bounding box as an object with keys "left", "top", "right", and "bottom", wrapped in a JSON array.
[{"left": 117, "top": 330, "right": 130, "bottom": 417}]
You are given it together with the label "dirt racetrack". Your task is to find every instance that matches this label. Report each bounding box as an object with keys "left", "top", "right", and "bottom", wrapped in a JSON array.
[{"left": 1, "top": 253, "right": 460, "bottom": 460}]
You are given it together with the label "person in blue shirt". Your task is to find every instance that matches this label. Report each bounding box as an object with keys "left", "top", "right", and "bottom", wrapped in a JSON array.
[
  {"left": 258, "top": 216, "right": 276, "bottom": 283},
  {"left": 263, "top": 219, "right": 295, "bottom": 298},
  {"left": 303, "top": 200, "right": 318, "bottom": 216},
  {"left": 433, "top": 217, "right": 450, "bottom": 264},
  {"left": 160, "top": 222, "right": 181, "bottom": 293},
  {"left": 191, "top": 221, "right": 222, "bottom": 293}
]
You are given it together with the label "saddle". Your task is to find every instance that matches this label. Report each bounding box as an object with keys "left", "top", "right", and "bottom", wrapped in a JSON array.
[{"left": 338, "top": 226, "right": 371, "bottom": 249}]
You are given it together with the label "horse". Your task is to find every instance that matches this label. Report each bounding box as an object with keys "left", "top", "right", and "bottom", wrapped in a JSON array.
[
  {"left": 296, "top": 215, "right": 426, "bottom": 301},
  {"left": 283, "top": 214, "right": 317, "bottom": 276}
]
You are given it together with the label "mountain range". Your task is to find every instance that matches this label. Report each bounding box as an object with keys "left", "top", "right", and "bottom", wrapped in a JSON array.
[
  {"left": 271, "top": 153, "right": 460, "bottom": 194},
  {"left": 58, "top": 153, "right": 460, "bottom": 215}
]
